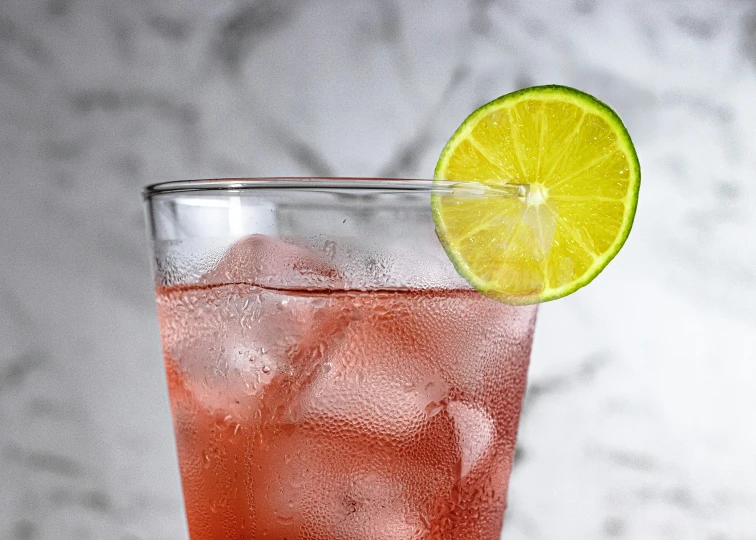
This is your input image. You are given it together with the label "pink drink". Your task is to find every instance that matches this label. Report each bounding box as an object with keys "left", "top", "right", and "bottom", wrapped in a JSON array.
[{"left": 157, "top": 280, "right": 536, "bottom": 539}]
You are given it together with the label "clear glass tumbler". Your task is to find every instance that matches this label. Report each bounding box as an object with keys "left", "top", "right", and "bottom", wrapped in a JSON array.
[{"left": 143, "top": 178, "right": 537, "bottom": 539}]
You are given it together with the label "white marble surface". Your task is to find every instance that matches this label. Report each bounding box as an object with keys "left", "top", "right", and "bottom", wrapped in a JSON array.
[{"left": 1, "top": 1, "right": 756, "bottom": 538}]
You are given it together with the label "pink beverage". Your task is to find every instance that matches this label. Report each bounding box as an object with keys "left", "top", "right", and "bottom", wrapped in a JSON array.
[{"left": 144, "top": 179, "right": 538, "bottom": 540}]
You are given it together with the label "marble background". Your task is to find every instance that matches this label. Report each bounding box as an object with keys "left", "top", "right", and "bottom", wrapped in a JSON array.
[{"left": 1, "top": 0, "right": 756, "bottom": 538}]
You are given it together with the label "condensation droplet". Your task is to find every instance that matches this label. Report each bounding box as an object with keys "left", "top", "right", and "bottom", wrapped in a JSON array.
[
  {"left": 277, "top": 512, "right": 296, "bottom": 525},
  {"left": 323, "top": 240, "right": 336, "bottom": 259}
]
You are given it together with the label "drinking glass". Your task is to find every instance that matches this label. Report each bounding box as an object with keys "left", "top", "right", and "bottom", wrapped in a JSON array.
[{"left": 143, "top": 178, "right": 537, "bottom": 539}]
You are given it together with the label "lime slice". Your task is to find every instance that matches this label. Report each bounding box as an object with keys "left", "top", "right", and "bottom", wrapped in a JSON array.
[{"left": 432, "top": 85, "right": 640, "bottom": 304}]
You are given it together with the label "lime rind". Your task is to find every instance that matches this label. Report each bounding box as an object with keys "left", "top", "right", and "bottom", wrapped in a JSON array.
[{"left": 432, "top": 85, "right": 640, "bottom": 305}]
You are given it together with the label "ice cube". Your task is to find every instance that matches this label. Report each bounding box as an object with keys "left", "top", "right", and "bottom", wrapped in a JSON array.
[
  {"left": 278, "top": 290, "right": 481, "bottom": 449},
  {"left": 202, "top": 234, "right": 343, "bottom": 289},
  {"left": 159, "top": 285, "right": 274, "bottom": 416},
  {"left": 158, "top": 235, "right": 348, "bottom": 419},
  {"left": 253, "top": 424, "right": 428, "bottom": 539},
  {"left": 157, "top": 284, "right": 344, "bottom": 421},
  {"left": 447, "top": 401, "right": 495, "bottom": 478},
  {"left": 299, "top": 367, "right": 449, "bottom": 444}
]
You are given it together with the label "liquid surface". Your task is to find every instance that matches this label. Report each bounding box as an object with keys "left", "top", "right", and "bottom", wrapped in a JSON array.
[{"left": 157, "top": 283, "right": 536, "bottom": 540}]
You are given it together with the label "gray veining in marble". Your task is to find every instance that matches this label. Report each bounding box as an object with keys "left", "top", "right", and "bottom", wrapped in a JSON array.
[{"left": 1, "top": 1, "right": 755, "bottom": 539}]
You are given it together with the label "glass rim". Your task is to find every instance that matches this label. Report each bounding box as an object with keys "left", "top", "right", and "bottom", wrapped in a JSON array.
[{"left": 142, "top": 177, "right": 528, "bottom": 198}]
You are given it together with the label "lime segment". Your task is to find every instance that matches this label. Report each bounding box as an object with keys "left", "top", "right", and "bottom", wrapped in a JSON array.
[{"left": 432, "top": 85, "right": 640, "bottom": 304}]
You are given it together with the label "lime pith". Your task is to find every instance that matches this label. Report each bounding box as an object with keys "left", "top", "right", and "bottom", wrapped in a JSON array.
[{"left": 432, "top": 85, "right": 640, "bottom": 304}]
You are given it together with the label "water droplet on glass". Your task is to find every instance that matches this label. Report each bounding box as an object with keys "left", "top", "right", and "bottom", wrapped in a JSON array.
[
  {"left": 277, "top": 512, "right": 296, "bottom": 525},
  {"left": 324, "top": 240, "right": 336, "bottom": 259}
]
